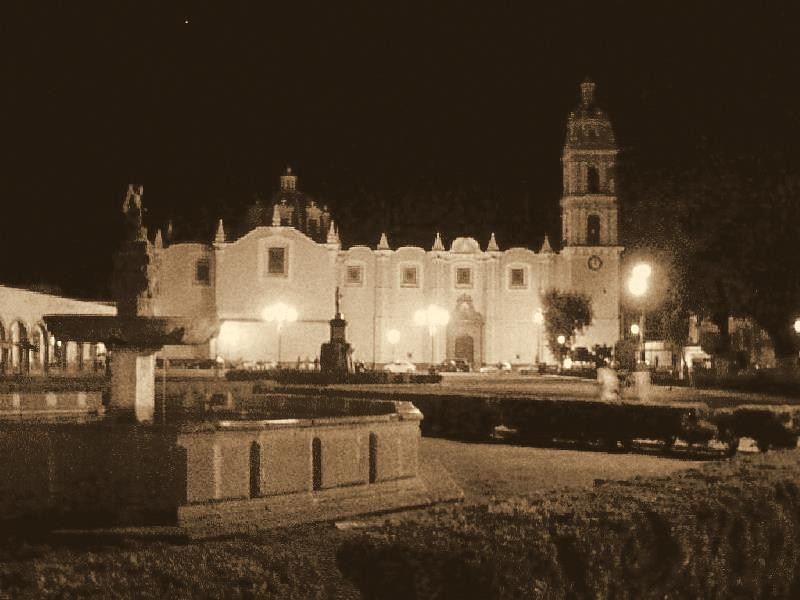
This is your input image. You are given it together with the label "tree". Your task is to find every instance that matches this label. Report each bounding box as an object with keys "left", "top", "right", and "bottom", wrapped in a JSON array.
[
  {"left": 619, "top": 150, "right": 800, "bottom": 366},
  {"left": 541, "top": 290, "right": 593, "bottom": 363}
]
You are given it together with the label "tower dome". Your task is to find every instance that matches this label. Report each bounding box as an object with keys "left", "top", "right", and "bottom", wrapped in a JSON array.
[{"left": 565, "top": 78, "right": 616, "bottom": 151}]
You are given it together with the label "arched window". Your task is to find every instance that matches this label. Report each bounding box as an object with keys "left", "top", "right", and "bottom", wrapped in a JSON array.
[
  {"left": 587, "top": 214, "right": 601, "bottom": 245},
  {"left": 587, "top": 166, "right": 600, "bottom": 193}
]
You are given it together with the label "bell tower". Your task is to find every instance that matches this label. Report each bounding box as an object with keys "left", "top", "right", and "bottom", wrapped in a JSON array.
[
  {"left": 558, "top": 79, "right": 622, "bottom": 349},
  {"left": 560, "top": 78, "right": 618, "bottom": 247}
]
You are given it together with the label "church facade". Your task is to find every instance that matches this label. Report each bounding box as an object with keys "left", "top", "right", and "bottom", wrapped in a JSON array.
[{"left": 152, "top": 80, "right": 623, "bottom": 368}]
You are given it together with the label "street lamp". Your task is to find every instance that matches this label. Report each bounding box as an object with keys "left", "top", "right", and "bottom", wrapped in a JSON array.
[
  {"left": 556, "top": 334, "right": 567, "bottom": 371},
  {"left": 627, "top": 262, "right": 652, "bottom": 367},
  {"left": 387, "top": 329, "right": 401, "bottom": 362},
  {"left": 262, "top": 302, "right": 298, "bottom": 367},
  {"left": 630, "top": 323, "right": 640, "bottom": 336},
  {"left": 794, "top": 318, "right": 800, "bottom": 334},
  {"left": 533, "top": 309, "right": 544, "bottom": 365},
  {"left": 414, "top": 305, "right": 450, "bottom": 367}
]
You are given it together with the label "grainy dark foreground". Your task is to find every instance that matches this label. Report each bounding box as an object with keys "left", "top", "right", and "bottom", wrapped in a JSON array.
[
  {"left": 338, "top": 450, "right": 800, "bottom": 600},
  {"left": 0, "top": 446, "right": 797, "bottom": 599}
]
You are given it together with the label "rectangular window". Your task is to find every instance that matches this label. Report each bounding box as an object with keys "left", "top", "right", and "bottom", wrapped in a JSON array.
[
  {"left": 456, "top": 267, "right": 472, "bottom": 287},
  {"left": 401, "top": 266, "right": 418, "bottom": 287},
  {"left": 510, "top": 268, "right": 526, "bottom": 288},
  {"left": 346, "top": 265, "right": 363, "bottom": 285},
  {"left": 195, "top": 258, "right": 210, "bottom": 285},
  {"left": 267, "top": 247, "right": 287, "bottom": 276}
]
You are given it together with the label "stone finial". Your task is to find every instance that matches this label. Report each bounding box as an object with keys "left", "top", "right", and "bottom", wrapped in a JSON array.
[
  {"left": 272, "top": 203, "right": 281, "bottom": 226},
  {"left": 122, "top": 184, "right": 147, "bottom": 241},
  {"left": 154, "top": 229, "right": 163, "bottom": 249},
  {"left": 166, "top": 220, "right": 174, "bottom": 242},
  {"left": 432, "top": 232, "right": 445, "bottom": 251},
  {"left": 214, "top": 219, "right": 225, "bottom": 244},
  {"left": 280, "top": 166, "right": 297, "bottom": 191},
  {"left": 540, "top": 234, "right": 554, "bottom": 254},
  {"left": 487, "top": 232, "right": 499, "bottom": 252},
  {"left": 580, "top": 77, "right": 596, "bottom": 107},
  {"left": 327, "top": 220, "right": 340, "bottom": 245},
  {"left": 377, "top": 232, "right": 390, "bottom": 250}
]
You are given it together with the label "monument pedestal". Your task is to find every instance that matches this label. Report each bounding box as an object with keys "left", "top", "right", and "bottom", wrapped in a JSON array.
[{"left": 109, "top": 347, "right": 158, "bottom": 423}]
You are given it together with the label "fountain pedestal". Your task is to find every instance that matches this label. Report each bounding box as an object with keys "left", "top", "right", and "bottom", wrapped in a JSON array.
[{"left": 108, "top": 347, "right": 158, "bottom": 422}]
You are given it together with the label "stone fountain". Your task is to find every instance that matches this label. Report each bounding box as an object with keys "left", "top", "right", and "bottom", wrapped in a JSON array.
[
  {"left": 43, "top": 185, "right": 218, "bottom": 422},
  {"left": 0, "top": 185, "right": 460, "bottom": 535}
]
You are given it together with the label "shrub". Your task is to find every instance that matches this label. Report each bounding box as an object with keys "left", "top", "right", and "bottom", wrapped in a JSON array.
[
  {"left": 499, "top": 397, "right": 717, "bottom": 449},
  {"left": 714, "top": 405, "right": 800, "bottom": 452},
  {"left": 338, "top": 451, "right": 800, "bottom": 599}
]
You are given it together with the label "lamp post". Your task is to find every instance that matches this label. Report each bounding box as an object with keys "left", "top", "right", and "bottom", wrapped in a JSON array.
[
  {"left": 533, "top": 308, "right": 544, "bottom": 366},
  {"left": 387, "top": 329, "right": 400, "bottom": 363},
  {"left": 262, "top": 302, "right": 298, "bottom": 367},
  {"left": 414, "top": 305, "right": 450, "bottom": 368},
  {"left": 627, "top": 263, "right": 652, "bottom": 368},
  {"left": 556, "top": 334, "right": 566, "bottom": 370}
]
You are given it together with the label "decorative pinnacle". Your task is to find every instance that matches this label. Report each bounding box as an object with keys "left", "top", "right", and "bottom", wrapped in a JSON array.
[
  {"left": 487, "top": 232, "right": 499, "bottom": 252},
  {"left": 272, "top": 204, "right": 281, "bottom": 226},
  {"left": 580, "top": 78, "right": 596, "bottom": 107},
  {"left": 327, "top": 220, "right": 340, "bottom": 245},
  {"left": 214, "top": 219, "right": 225, "bottom": 244},
  {"left": 540, "top": 234, "right": 554, "bottom": 254},
  {"left": 377, "top": 232, "right": 390, "bottom": 250},
  {"left": 154, "top": 229, "right": 163, "bottom": 249},
  {"left": 432, "top": 232, "right": 445, "bottom": 251}
]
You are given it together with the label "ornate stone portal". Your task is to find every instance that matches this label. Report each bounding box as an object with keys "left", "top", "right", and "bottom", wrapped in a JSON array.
[{"left": 446, "top": 294, "right": 484, "bottom": 368}]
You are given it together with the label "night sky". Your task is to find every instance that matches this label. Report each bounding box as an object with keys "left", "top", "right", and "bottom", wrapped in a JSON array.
[{"left": 5, "top": 2, "right": 800, "bottom": 299}]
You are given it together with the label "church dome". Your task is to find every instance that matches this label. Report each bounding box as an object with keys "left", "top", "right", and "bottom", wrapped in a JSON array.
[{"left": 564, "top": 79, "right": 616, "bottom": 151}]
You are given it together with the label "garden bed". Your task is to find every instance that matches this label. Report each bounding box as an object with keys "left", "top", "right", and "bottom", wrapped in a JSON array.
[{"left": 338, "top": 449, "right": 800, "bottom": 599}]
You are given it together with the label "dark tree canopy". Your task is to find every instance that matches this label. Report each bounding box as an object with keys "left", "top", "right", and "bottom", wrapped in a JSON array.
[
  {"left": 542, "top": 290, "right": 594, "bottom": 362},
  {"left": 620, "top": 151, "right": 800, "bottom": 361}
]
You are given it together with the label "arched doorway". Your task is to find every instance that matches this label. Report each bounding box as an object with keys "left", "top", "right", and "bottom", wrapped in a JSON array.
[
  {"left": 31, "top": 324, "right": 48, "bottom": 373},
  {"left": 454, "top": 335, "right": 474, "bottom": 364},
  {"left": 446, "top": 295, "right": 484, "bottom": 369},
  {"left": 9, "top": 320, "right": 29, "bottom": 374}
]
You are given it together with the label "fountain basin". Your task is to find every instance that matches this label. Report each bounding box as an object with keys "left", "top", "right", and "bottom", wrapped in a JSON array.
[
  {"left": 0, "top": 397, "right": 460, "bottom": 536},
  {"left": 42, "top": 315, "right": 219, "bottom": 347}
]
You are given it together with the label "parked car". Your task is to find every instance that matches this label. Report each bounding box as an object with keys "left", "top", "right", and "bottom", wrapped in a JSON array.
[
  {"left": 479, "top": 361, "right": 512, "bottom": 374},
  {"left": 383, "top": 360, "right": 417, "bottom": 374},
  {"left": 437, "top": 359, "right": 471, "bottom": 372}
]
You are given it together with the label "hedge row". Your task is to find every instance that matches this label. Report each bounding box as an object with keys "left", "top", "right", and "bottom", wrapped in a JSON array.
[
  {"left": 225, "top": 369, "right": 442, "bottom": 385},
  {"left": 297, "top": 387, "right": 800, "bottom": 452},
  {"left": 337, "top": 451, "right": 800, "bottom": 599}
]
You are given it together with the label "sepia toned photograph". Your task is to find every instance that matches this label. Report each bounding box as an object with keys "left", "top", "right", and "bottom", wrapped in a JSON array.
[{"left": 2, "top": 2, "right": 800, "bottom": 598}]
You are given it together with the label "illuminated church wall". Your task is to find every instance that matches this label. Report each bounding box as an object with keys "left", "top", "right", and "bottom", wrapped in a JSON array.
[{"left": 152, "top": 79, "right": 623, "bottom": 367}]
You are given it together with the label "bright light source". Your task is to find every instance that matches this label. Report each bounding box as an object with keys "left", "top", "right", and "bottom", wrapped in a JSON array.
[
  {"left": 563, "top": 357, "right": 573, "bottom": 370},
  {"left": 632, "top": 263, "right": 652, "bottom": 279},
  {"left": 533, "top": 309, "right": 544, "bottom": 325},
  {"left": 630, "top": 323, "right": 640, "bottom": 335},
  {"left": 627, "top": 262, "right": 652, "bottom": 297},
  {"left": 414, "top": 305, "right": 450, "bottom": 330},
  {"left": 794, "top": 319, "right": 800, "bottom": 334},
  {"left": 387, "top": 329, "right": 401, "bottom": 345},
  {"left": 557, "top": 334, "right": 566, "bottom": 345},
  {"left": 262, "top": 302, "right": 298, "bottom": 330}
]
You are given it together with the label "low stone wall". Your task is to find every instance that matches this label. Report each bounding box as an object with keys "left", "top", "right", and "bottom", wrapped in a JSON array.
[
  {"left": 0, "top": 391, "right": 103, "bottom": 419},
  {"left": 0, "top": 399, "right": 428, "bottom": 532}
]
